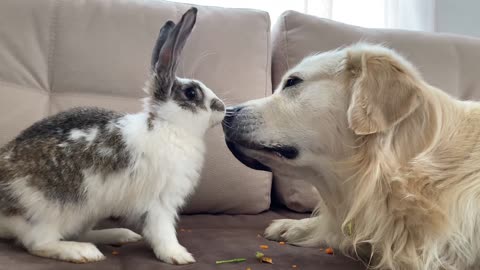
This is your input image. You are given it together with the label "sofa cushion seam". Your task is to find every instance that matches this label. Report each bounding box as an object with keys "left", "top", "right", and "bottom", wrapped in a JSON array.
[
  {"left": 283, "top": 13, "right": 290, "bottom": 73},
  {"left": 47, "top": 0, "right": 60, "bottom": 93},
  {"left": 265, "top": 14, "right": 271, "bottom": 98}
]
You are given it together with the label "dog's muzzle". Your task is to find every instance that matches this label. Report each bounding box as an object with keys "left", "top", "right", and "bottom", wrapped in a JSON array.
[
  {"left": 223, "top": 106, "right": 298, "bottom": 172},
  {"left": 222, "top": 106, "right": 271, "bottom": 171}
]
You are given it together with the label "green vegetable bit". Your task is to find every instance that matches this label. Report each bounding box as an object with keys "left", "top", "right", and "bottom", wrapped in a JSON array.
[
  {"left": 215, "top": 258, "right": 247, "bottom": 264},
  {"left": 255, "top": 251, "right": 265, "bottom": 259}
]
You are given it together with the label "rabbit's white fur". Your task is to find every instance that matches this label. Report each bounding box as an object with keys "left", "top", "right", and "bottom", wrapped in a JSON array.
[{"left": 0, "top": 87, "right": 222, "bottom": 263}]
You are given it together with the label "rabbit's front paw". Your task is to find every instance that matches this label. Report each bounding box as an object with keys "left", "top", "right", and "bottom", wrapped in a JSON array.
[
  {"left": 79, "top": 228, "right": 142, "bottom": 245},
  {"left": 110, "top": 228, "right": 143, "bottom": 244},
  {"left": 155, "top": 244, "right": 195, "bottom": 265}
]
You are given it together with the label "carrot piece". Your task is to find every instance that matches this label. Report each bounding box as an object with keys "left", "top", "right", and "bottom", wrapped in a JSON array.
[
  {"left": 279, "top": 241, "right": 286, "bottom": 245},
  {"left": 259, "top": 245, "right": 269, "bottom": 249},
  {"left": 325, "top": 247, "right": 334, "bottom": 255}
]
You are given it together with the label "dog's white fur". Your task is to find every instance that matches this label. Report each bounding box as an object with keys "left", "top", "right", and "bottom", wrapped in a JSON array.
[{"left": 235, "top": 43, "right": 480, "bottom": 269}]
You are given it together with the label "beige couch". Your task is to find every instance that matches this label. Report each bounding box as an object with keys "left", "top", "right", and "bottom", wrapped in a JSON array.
[{"left": 1, "top": 0, "right": 479, "bottom": 269}]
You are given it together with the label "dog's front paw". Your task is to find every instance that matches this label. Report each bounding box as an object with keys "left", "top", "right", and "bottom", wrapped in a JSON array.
[
  {"left": 265, "top": 219, "right": 296, "bottom": 241},
  {"left": 265, "top": 218, "right": 309, "bottom": 244},
  {"left": 155, "top": 244, "right": 195, "bottom": 265}
]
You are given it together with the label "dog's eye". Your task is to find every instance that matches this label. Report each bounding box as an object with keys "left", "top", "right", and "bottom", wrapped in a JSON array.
[
  {"left": 184, "top": 87, "right": 197, "bottom": 101},
  {"left": 283, "top": 76, "right": 303, "bottom": 89}
]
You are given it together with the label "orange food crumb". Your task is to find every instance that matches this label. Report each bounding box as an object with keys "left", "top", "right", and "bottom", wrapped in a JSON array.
[
  {"left": 292, "top": 265, "right": 297, "bottom": 268},
  {"left": 112, "top": 251, "right": 119, "bottom": 255},
  {"left": 279, "top": 241, "right": 286, "bottom": 245},
  {"left": 325, "top": 247, "right": 334, "bottom": 255},
  {"left": 260, "top": 245, "right": 269, "bottom": 249}
]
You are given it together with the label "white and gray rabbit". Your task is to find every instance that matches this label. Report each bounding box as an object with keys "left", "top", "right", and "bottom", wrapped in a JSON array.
[{"left": 0, "top": 8, "right": 224, "bottom": 264}]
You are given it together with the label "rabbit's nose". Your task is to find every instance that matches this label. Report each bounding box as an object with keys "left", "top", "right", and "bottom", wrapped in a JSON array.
[{"left": 210, "top": 98, "right": 225, "bottom": 112}]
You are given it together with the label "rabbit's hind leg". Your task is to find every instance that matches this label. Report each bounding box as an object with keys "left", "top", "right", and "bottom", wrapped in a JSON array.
[
  {"left": 28, "top": 241, "right": 105, "bottom": 263},
  {"left": 17, "top": 218, "right": 105, "bottom": 263}
]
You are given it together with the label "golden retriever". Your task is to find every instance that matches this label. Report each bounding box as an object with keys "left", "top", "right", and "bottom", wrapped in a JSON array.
[{"left": 222, "top": 43, "right": 480, "bottom": 269}]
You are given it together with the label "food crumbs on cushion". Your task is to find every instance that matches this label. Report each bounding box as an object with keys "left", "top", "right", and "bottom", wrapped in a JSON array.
[
  {"left": 319, "top": 248, "right": 324, "bottom": 251},
  {"left": 255, "top": 252, "right": 264, "bottom": 259},
  {"left": 261, "top": 257, "right": 273, "bottom": 264},
  {"left": 180, "top": 228, "right": 185, "bottom": 232},
  {"left": 279, "top": 241, "right": 286, "bottom": 245},
  {"left": 292, "top": 265, "right": 297, "bottom": 268},
  {"left": 246, "top": 268, "right": 252, "bottom": 270},
  {"left": 111, "top": 251, "right": 119, "bottom": 255},
  {"left": 325, "top": 247, "right": 334, "bottom": 255},
  {"left": 255, "top": 252, "right": 273, "bottom": 264},
  {"left": 260, "top": 245, "right": 269, "bottom": 249}
]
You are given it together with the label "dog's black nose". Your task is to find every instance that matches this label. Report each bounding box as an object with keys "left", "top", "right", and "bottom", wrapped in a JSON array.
[
  {"left": 226, "top": 106, "right": 244, "bottom": 114},
  {"left": 223, "top": 106, "right": 245, "bottom": 127}
]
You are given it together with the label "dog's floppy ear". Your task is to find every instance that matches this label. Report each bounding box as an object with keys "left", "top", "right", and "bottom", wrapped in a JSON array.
[{"left": 346, "top": 48, "right": 423, "bottom": 135}]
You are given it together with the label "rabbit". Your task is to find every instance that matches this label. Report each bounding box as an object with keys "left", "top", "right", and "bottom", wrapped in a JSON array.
[{"left": 0, "top": 7, "right": 224, "bottom": 265}]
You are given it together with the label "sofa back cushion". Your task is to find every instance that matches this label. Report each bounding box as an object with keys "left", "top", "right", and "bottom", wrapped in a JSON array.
[
  {"left": 0, "top": 0, "right": 272, "bottom": 214},
  {"left": 271, "top": 10, "right": 480, "bottom": 212}
]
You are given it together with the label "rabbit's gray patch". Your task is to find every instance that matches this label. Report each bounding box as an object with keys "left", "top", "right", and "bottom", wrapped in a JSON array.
[
  {"left": 0, "top": 107, "right": 131, "bottom": 206},
  {"left": 151, "top": 72, "right": 173, "bottom": 102},
  {"left": 172, "top": 80, "right": 206, "bottom": 113},
  {"left": 0, "top": 170, "right": 25, "bottom": 216},
  {"left": 146, "top": 78, "right": 207, "bottom": 125}
]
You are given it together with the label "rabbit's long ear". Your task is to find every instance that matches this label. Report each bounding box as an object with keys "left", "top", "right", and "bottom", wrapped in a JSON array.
[
  {"left": 151, "top": 7, "right": 197, "bottom": 100},
  {"left": 151, "top": 20, "right": 175, "bottom": 71},
  {"left": 156, "top": 7, "right": 197, "bottom": 76}
]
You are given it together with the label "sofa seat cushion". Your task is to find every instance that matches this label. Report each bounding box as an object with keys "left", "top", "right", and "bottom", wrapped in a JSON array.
[{"left": 0, "top": 210, "right": 364, "bottom": 270}]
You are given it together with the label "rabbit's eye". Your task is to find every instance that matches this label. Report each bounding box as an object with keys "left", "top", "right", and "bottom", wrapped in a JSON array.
[{"left": 184, "top": 87, "right": 197, "bottom": 101}]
